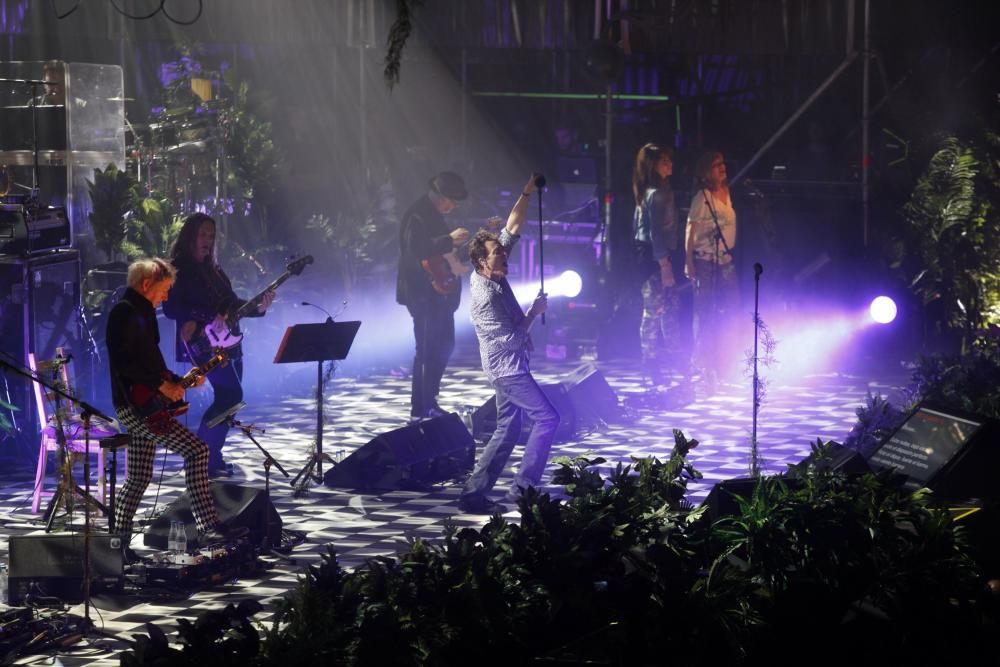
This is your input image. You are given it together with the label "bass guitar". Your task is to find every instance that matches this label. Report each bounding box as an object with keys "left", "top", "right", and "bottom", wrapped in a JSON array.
[
  {"left": 420, "top": 217, "right": 502, "bottom": 295},
  {"left": 197, "top": 255, "right": 314, "bottom": 352},
  {"left": 129, "top": 349, "right": 228, "bottom": 433}
]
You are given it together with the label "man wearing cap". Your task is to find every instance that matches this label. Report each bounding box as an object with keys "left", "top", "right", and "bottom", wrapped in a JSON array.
[{"left": 396, "top": 171, "right": 470, "bottom": 420}]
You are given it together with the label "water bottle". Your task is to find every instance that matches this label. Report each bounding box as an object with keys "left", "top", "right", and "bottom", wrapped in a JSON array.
[{"left": 168, "top": 521, "right": 187, "bottom": 553}]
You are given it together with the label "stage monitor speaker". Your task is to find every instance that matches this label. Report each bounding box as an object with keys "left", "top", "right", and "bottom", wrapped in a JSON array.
[
  {"left": 324, "top": 412, "right": 474, "bottom": 490},
  {"left": 7, "top": 533, "right": 124, "bottom": 606},
  {"left": 701, "top": 477, "right": 759, "bottom": 523},
  {"left": 143, "top": 482, "right": 282, "bottom": 550},
  {"left": 561, "top": 363, "right": 622, "bottom": 426},
  {"left": 789, "top": 442, "right": 871, "bottom": 477},
  {"left": 867, "top": 402, "right": 1000, "bottom": 502},
  {"left": 0, "top": 250, "right": 82, "bottom": 459},
  {"left": 470, "top": 383, "right": 576, "bottom": 443}
]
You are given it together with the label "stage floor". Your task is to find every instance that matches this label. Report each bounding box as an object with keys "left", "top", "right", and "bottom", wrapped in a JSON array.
[{"left": 0, "top": 357, "right": 904, "bottom": 665}]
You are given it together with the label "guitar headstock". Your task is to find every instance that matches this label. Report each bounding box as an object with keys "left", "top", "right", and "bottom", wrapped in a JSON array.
[{"left": 287, "top": 255, "right": 315, "bottom": 276}]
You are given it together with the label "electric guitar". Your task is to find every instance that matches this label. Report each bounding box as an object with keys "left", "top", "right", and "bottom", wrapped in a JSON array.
[
  {"left": 129, "top": 349, "right": 228, "bottom": 433},
  {"left": 421, "top": 217, "right": 503, "bottom": 295},
  {"left": 193, "top": 255, "right": 314, "bottom": 353}
]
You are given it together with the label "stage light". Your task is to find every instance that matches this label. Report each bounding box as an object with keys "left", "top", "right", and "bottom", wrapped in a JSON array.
[
  {"left": 549, "top": 270, "right": 583, "bottom": 298},
  {"left": 869, "top": 296, "right": 897, "bottom": 324}
]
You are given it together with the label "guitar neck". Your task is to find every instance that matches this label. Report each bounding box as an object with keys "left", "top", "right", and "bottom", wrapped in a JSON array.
[
  {"left": 181, "top": 355, "right": 225, "bottom": 387},
  {"left": 234, "top": 272, "right": 293, "bottom": 319}
]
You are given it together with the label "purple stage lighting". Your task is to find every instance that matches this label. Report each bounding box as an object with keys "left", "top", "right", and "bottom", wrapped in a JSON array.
[{"left": 869, "top": 296, "right": 897, "bottom": 324}]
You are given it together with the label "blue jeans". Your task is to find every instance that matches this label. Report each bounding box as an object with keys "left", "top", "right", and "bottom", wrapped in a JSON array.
[
  {"left": 198, "top": 357, "right": 243, "bottom": 470},
  {"left": 462, "top": 373, "right": 560, "bottom": 499}
]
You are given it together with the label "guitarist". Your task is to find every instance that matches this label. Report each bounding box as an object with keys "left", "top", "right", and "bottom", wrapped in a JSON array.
[
  {"left": 163, "top": 213, "right": 275, "bottom": 477},
  {"left": 106, "top": 258, "right": 246, "bottom": 551},
  {"left": 396, "top": 171, "right": 470, "bottom": 421}
]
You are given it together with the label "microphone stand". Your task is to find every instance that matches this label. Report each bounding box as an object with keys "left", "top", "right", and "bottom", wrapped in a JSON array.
[
  {"left": 536, "top": 176, "right": 547, "bottom": 325},
  {"left": 212, "top": 408, "right": 294, "bottom": 562},
  {"left": 0, "top": 355, "right": 115, "bottom": 630},
  {"left": 702, "top": 188, "right": 733, "bottom": 297},
  {"left": 750, "top": 262, "right": 763, "bottom": 478}
]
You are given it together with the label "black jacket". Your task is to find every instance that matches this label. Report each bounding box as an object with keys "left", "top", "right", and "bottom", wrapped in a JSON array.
[
  {"left": 162, "top": 256, "right": 261, "bottom": 362},
  {"left": 106, "top": 287, "right": 179, "bottom": 408},
  {"left": 396, "top": 194, "right": 460, "bottom": 312}
]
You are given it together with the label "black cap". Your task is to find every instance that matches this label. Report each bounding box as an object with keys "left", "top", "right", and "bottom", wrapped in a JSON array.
[{"left": 428, "top": 171, "right": 468, "bottom": 201}]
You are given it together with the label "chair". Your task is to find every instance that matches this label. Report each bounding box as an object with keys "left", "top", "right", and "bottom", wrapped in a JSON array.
[{"left": 29, "top": 351, "right": 120, "bottom": 513}]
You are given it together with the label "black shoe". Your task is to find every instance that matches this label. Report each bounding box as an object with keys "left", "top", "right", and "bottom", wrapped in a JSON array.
[
  {"left": 208, "top": 462, "right": 236, "bottom": 478},
  {"left": 198, "top": 524, "right": 250, "bottom": 546},
  {"left": 425, "top": 405, "right": 449, "bottom": 419},
  {"left": 458, "top": 494, "right": 505, "bottom": 514}
]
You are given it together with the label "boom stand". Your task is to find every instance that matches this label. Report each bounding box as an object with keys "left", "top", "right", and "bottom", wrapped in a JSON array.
[
  {"left": 273, "top": 320, "right": 361, "bottom": 495},
  {"left": 0, "top": 356, "right": 116, "bottom": 629},
  {"left": 207, "top": 404, "right": 294, "bottom": 561}
]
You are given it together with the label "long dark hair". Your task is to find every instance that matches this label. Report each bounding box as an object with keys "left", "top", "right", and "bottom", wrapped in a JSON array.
[
  {"left": 632, "top": 143, "right": 671, "bottom": 208},
  {"left": 171, "top": 212, "right": 216, "bottom": 263}
]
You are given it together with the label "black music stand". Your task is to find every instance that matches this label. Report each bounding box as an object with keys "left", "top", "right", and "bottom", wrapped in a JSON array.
[{"left": 275, "top": 320, "right": 361, "bottom": 494}]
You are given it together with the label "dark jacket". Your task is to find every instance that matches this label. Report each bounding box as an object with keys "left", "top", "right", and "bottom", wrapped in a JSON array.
[
  {"left": 106, "top": 287, "right": 179, "bottom": 408},
  {"left": 162, "top": 256, "right": 259, "bottom": 362},
  {"left": 633, "top": 185, "right": 681, "bottom": 279},
  {"left": 396, "top": 194, "right": 461, "bottom": 312}
]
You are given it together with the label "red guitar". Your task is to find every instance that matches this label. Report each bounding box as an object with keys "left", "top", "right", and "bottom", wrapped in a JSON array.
[
  {"left": 420, "top": 217, "right": 502, "bottom": 295},
  {"left": 129, "top": 350, "right": 228, "bottom": 433}
]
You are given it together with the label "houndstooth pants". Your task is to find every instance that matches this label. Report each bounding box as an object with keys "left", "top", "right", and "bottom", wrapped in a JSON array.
[{"left": 114, "top": 405, "right": 219, "bottom": 536}]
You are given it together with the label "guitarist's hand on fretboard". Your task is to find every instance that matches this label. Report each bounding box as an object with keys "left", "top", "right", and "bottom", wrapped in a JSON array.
[{"left": 257, "top": 289, "right": 276, "bottom": 314}]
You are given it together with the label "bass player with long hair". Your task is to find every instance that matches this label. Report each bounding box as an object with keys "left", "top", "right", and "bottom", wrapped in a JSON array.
[{"left": 163, "top": 213, "right": 275, "bottom": 477}]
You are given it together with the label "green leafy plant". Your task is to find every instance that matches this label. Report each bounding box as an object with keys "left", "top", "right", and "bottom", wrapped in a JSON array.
[
  {"left": 892, "top": 134, "right": 1000, "bottom": 350},
  {"left": 87, "top": 164, "right": 135, "bottom": 262},
  {"left": 121, "top": 429, "right": 996, "bottom": 666},
  {"left": 121, "top": 191, "right": 184, "bottom": 260}
]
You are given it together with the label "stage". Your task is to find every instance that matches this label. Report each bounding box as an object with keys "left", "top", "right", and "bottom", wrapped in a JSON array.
[{"left": 0, "top": 356, "right": 903, "bottom": 665}]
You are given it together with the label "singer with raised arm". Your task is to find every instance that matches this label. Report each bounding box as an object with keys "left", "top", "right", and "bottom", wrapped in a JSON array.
[
  {"left": 396, "top": 171, "right": 470, "bottom": 421},
  {"left": 163, "top": 213, "right": 275, "bottom": 477},
  {"left": 685, "top": 150, "right": 738, "bottom": 393},
  {"left": 106, "top": 258, "right": 247, "bottom": 558},
  {"left": 458, "top": 173, "right": 560, "bottom": 514}
]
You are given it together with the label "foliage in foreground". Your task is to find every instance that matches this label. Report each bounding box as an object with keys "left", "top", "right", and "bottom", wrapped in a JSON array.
[{"left": 120, "top": 428, "right": 995, "bottom": 667}]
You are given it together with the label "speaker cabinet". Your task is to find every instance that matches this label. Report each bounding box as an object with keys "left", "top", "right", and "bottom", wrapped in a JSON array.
[
  {"left": 324, "top": 412, "right": 474, "bottom": 490},
  {"left": 0, "top": 250, "right": 82, "bottom": 457},
  {"left": 7, "top": 533, "right": 124, "bottom": 606},
  {"left": 562, "top": 363, "right": 622, "bottom": 426},
  {"left": 143, "top": 482, "right": 282, "bottom": 549}
]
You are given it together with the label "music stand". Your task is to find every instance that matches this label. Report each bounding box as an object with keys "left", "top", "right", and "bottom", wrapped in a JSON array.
[{"left": 274, "top": 320, "right": 360, "bottom": 493}]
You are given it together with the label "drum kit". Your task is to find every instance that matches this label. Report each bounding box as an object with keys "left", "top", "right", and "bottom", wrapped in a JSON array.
[{"left": 125, "top": 101, "right": 226, "bottom": 213}]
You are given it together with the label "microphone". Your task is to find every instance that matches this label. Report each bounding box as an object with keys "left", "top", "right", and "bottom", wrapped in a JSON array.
[
  {"left": 301, "top": 301, "right": 334, "bottom": 323},
  {"left": 754, "top": 263, "right": 763, "bottom": 278},
  {"left": 534, "top": 173, "right": 546, "bottom": 188}
]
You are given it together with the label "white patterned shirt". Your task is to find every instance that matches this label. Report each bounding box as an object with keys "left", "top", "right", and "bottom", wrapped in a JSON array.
[{"left": 469, "top": 229, "right": 531, "bottom": 384}]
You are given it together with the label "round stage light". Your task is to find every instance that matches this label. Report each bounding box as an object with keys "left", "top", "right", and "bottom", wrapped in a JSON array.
[
  {"left": 554, "top": 270, "right": 583, "bottom": 298},
  {"left": 869, "top": 296, "right": 897, "bottom": 324}
]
